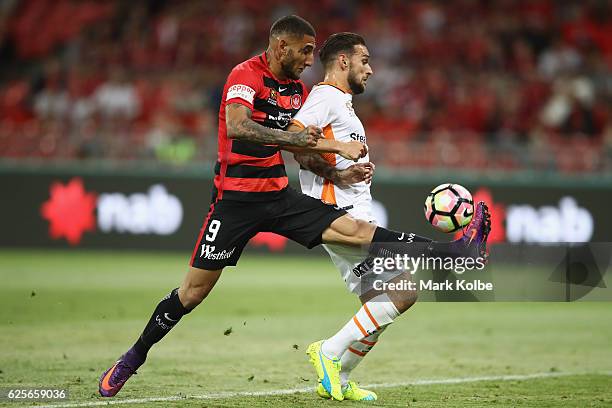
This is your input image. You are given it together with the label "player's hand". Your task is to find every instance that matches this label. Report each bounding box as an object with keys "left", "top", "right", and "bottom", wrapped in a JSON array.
[
  {"left": 295, "top": 125, "right": 323, "bottom": 147},
  {"left": 338, "top": 141, "right": 368, "bottom": 161},
  {"left": 335, "top": 162, "right": 375, "bottom": 186},
  {"left": 362, "top": 162, "right": 375, "bottom": 184}
]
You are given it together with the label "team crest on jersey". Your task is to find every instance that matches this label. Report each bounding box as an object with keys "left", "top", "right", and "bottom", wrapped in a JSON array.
[
  {"left": 267, "top": 89, "right": 278, "bottom": 106},
  {"left": 291, "top": 93, "right": 302, "bottom": 109}
]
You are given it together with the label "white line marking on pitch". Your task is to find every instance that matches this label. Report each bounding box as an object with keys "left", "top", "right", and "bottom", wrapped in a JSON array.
[{"left": 29, "top": 371, "right": 611, "bottom": 408}]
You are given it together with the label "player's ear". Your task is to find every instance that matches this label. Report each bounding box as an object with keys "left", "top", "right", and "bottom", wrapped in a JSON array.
[
  {"left": 339, "top": 54, "right": 348, "bottom": 70},
  {"left": 269, "top": 36, "right": 283, "bottom": 60},
  {"left": 278, "top": 38, "right": 289, "bottom": 57}
]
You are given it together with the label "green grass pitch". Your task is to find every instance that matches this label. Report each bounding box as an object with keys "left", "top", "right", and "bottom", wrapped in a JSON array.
[{"left": 1, "top": 249, "right": 611, "bottom": 407}]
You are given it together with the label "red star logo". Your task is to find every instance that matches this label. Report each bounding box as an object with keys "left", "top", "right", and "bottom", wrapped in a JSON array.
[
  {"left": 40, "top": 178, "right": 97, "bottom": 245},
  {"left": 250, "top": 232, "right": 287, "bottom": 251}
]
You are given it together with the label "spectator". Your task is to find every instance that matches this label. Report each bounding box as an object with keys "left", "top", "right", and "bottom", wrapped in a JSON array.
[
  {"left": 94, "top": 67, "right": 140, "bottom": 121},
  {"left": 33, "top": 60, "right": 69, "bottom": 121},
  {"left": 0, "top": 0, "right": 609, "bottom": 173}
]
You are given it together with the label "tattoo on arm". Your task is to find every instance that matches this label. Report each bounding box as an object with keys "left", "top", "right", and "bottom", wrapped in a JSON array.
[
  {"left": 226, "top": 104, "right": 308, "bottom": 146},
  {"left": 294, "top": 152, "right": 343, "bottom": 185}
]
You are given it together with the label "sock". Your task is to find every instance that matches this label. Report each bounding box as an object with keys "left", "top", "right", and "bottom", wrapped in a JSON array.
[
  {"left": 339, "top": 327, "right": 386, "bottom": 388},
  {"left": 321, "top": 294, "right": 399, "bottom": 359},
  {"left": 131, "top": 288, "right": 192, "bottom": 366},
  {"left": 371, "top": 227, "right": 433, "bottom": 244},
  {"left": 370, "top": 226, "right": 467, "bottom": 260}
]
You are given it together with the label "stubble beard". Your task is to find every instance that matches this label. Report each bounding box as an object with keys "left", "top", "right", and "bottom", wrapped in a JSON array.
[
  {"left": 348, "top": 69, "right": 365, "bottom": 94},
  {"left": 280, "top": 51, "right": 301, "bottom": 80}
]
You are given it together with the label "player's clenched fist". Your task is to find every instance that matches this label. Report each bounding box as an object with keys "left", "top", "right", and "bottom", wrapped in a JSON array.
[
  {"left": 338, "top": 141, "right": 367, "bottom": 161},
  {"left": 295, "top": 125, "right": 323, "bottom": 147}
]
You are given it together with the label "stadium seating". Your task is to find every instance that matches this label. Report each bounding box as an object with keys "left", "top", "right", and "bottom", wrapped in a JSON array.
[{"left": 0, "top": 0, "right": 610, "bottom": 173}]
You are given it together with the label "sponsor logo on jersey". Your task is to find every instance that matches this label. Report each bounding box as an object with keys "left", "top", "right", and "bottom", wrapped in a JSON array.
[
  {"left": 267, "top": 89, "right": 278, "bottom": 106},
  {"left": 227, "top": 84, "right": 256, "bottom": 104},
  {"left": 353, "top": 256, "right": 375, "bottom": 277},
  {"left": 269, "top": 111, "right": 293, "bottom": 128},
  {"left": 350, "top": 132, "right": 367, "bottom": 144},
  {"left": 200, "top": 244, "right": 236, "bottom": 260}
]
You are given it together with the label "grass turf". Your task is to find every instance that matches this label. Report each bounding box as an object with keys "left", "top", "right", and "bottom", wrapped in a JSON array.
[{"left": 0, "top": 249, "right": 611, "bottom": 407}]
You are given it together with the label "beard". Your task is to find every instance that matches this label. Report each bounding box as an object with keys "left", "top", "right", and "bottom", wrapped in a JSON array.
[
  {"left": 280, "top": 51, "right": 301, "bottom": 80},
  {"left": 347, "top": 69, "right": 365, "bottom": 94}
]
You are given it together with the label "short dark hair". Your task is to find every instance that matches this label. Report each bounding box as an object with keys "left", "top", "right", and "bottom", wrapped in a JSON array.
[
  {"left": 270, "top": 15, "right": 315, "bottom": 38},
  {"left": 319, "top": 32, "right": 366, "bottom": 67}
]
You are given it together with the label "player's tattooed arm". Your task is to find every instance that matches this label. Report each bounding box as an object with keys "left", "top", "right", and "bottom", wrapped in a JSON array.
[
  {"left": 294, "top": 152, "right": 375, "bottom": 186},
  {"left": 226, "top": 104, "right": 322, "bottom": 147}
]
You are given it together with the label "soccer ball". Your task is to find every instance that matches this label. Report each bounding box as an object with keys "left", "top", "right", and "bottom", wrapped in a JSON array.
[{"left": 424, "top": 184, "right": 474, "bottom": 233}]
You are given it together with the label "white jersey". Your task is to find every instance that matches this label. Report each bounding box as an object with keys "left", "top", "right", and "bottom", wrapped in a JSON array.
[
  {"left": 293, "top": 83, "right": 399, "bottom": 294},
  {"left": 292, "top": 83, "right": 374, "bottom": 222}
]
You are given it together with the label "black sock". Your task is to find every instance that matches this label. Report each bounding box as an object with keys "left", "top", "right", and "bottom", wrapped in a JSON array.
[
  {"left": 370, "top": 227, "right": 432, "bottom": 257},
  {"left": 372, "top": 227, "right": 433, "bottom": 244},
  {"left": 132, "top": 288, "right": 192, "bottom": 360},
  {"left": 370, "top": 226, "right": 467, "bottom": 259}
]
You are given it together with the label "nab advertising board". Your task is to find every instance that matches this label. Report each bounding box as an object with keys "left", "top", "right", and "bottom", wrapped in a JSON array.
[{"left": 1, "top": 166, "right": 610, "bottom": 252}]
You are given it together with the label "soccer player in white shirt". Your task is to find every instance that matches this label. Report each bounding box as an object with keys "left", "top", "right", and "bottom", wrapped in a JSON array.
[{"left": 288, "top": 32, "right": 415, "bottom": 401}]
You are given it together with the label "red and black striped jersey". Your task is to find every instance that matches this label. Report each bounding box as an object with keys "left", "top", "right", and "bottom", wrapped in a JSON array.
[{"left": 214, "top": 52, "right": 308, "bottom": 201}]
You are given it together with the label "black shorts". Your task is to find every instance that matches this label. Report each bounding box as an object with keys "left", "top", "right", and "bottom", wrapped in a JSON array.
[{"left": 190, "top": 187, "right": 346, "bottom": 270}]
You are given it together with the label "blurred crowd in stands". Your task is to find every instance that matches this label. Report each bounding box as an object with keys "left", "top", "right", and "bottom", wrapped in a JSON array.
[{"left": 0, "top": 0, "right": 610, "bottom": 173}]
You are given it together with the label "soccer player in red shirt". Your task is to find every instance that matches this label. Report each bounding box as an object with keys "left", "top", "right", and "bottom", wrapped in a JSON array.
[{"left": 99, "top": 16, "right": 490, "bottom": 399}]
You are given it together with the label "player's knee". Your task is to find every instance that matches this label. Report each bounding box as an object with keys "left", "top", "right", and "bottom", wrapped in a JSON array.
[
  {"left": 352, "top": 219, "right": 376, "bottom": 245},
  {"left": 178, "top": 284, "right": 212, "bottom": 309},
  {"left": 391, "top": 290, "right": 418, "bottom": 314},
  {"left": 179, "top": 267, "right": 222, "bottom": 309}
]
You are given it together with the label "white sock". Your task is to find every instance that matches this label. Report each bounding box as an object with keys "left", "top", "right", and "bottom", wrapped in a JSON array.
[
  {"left": 339, "top": 327, "right": 386, "bottom": 388},
  {"left": 321, "top": 294, "right": 399, "bottom": 359}
]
